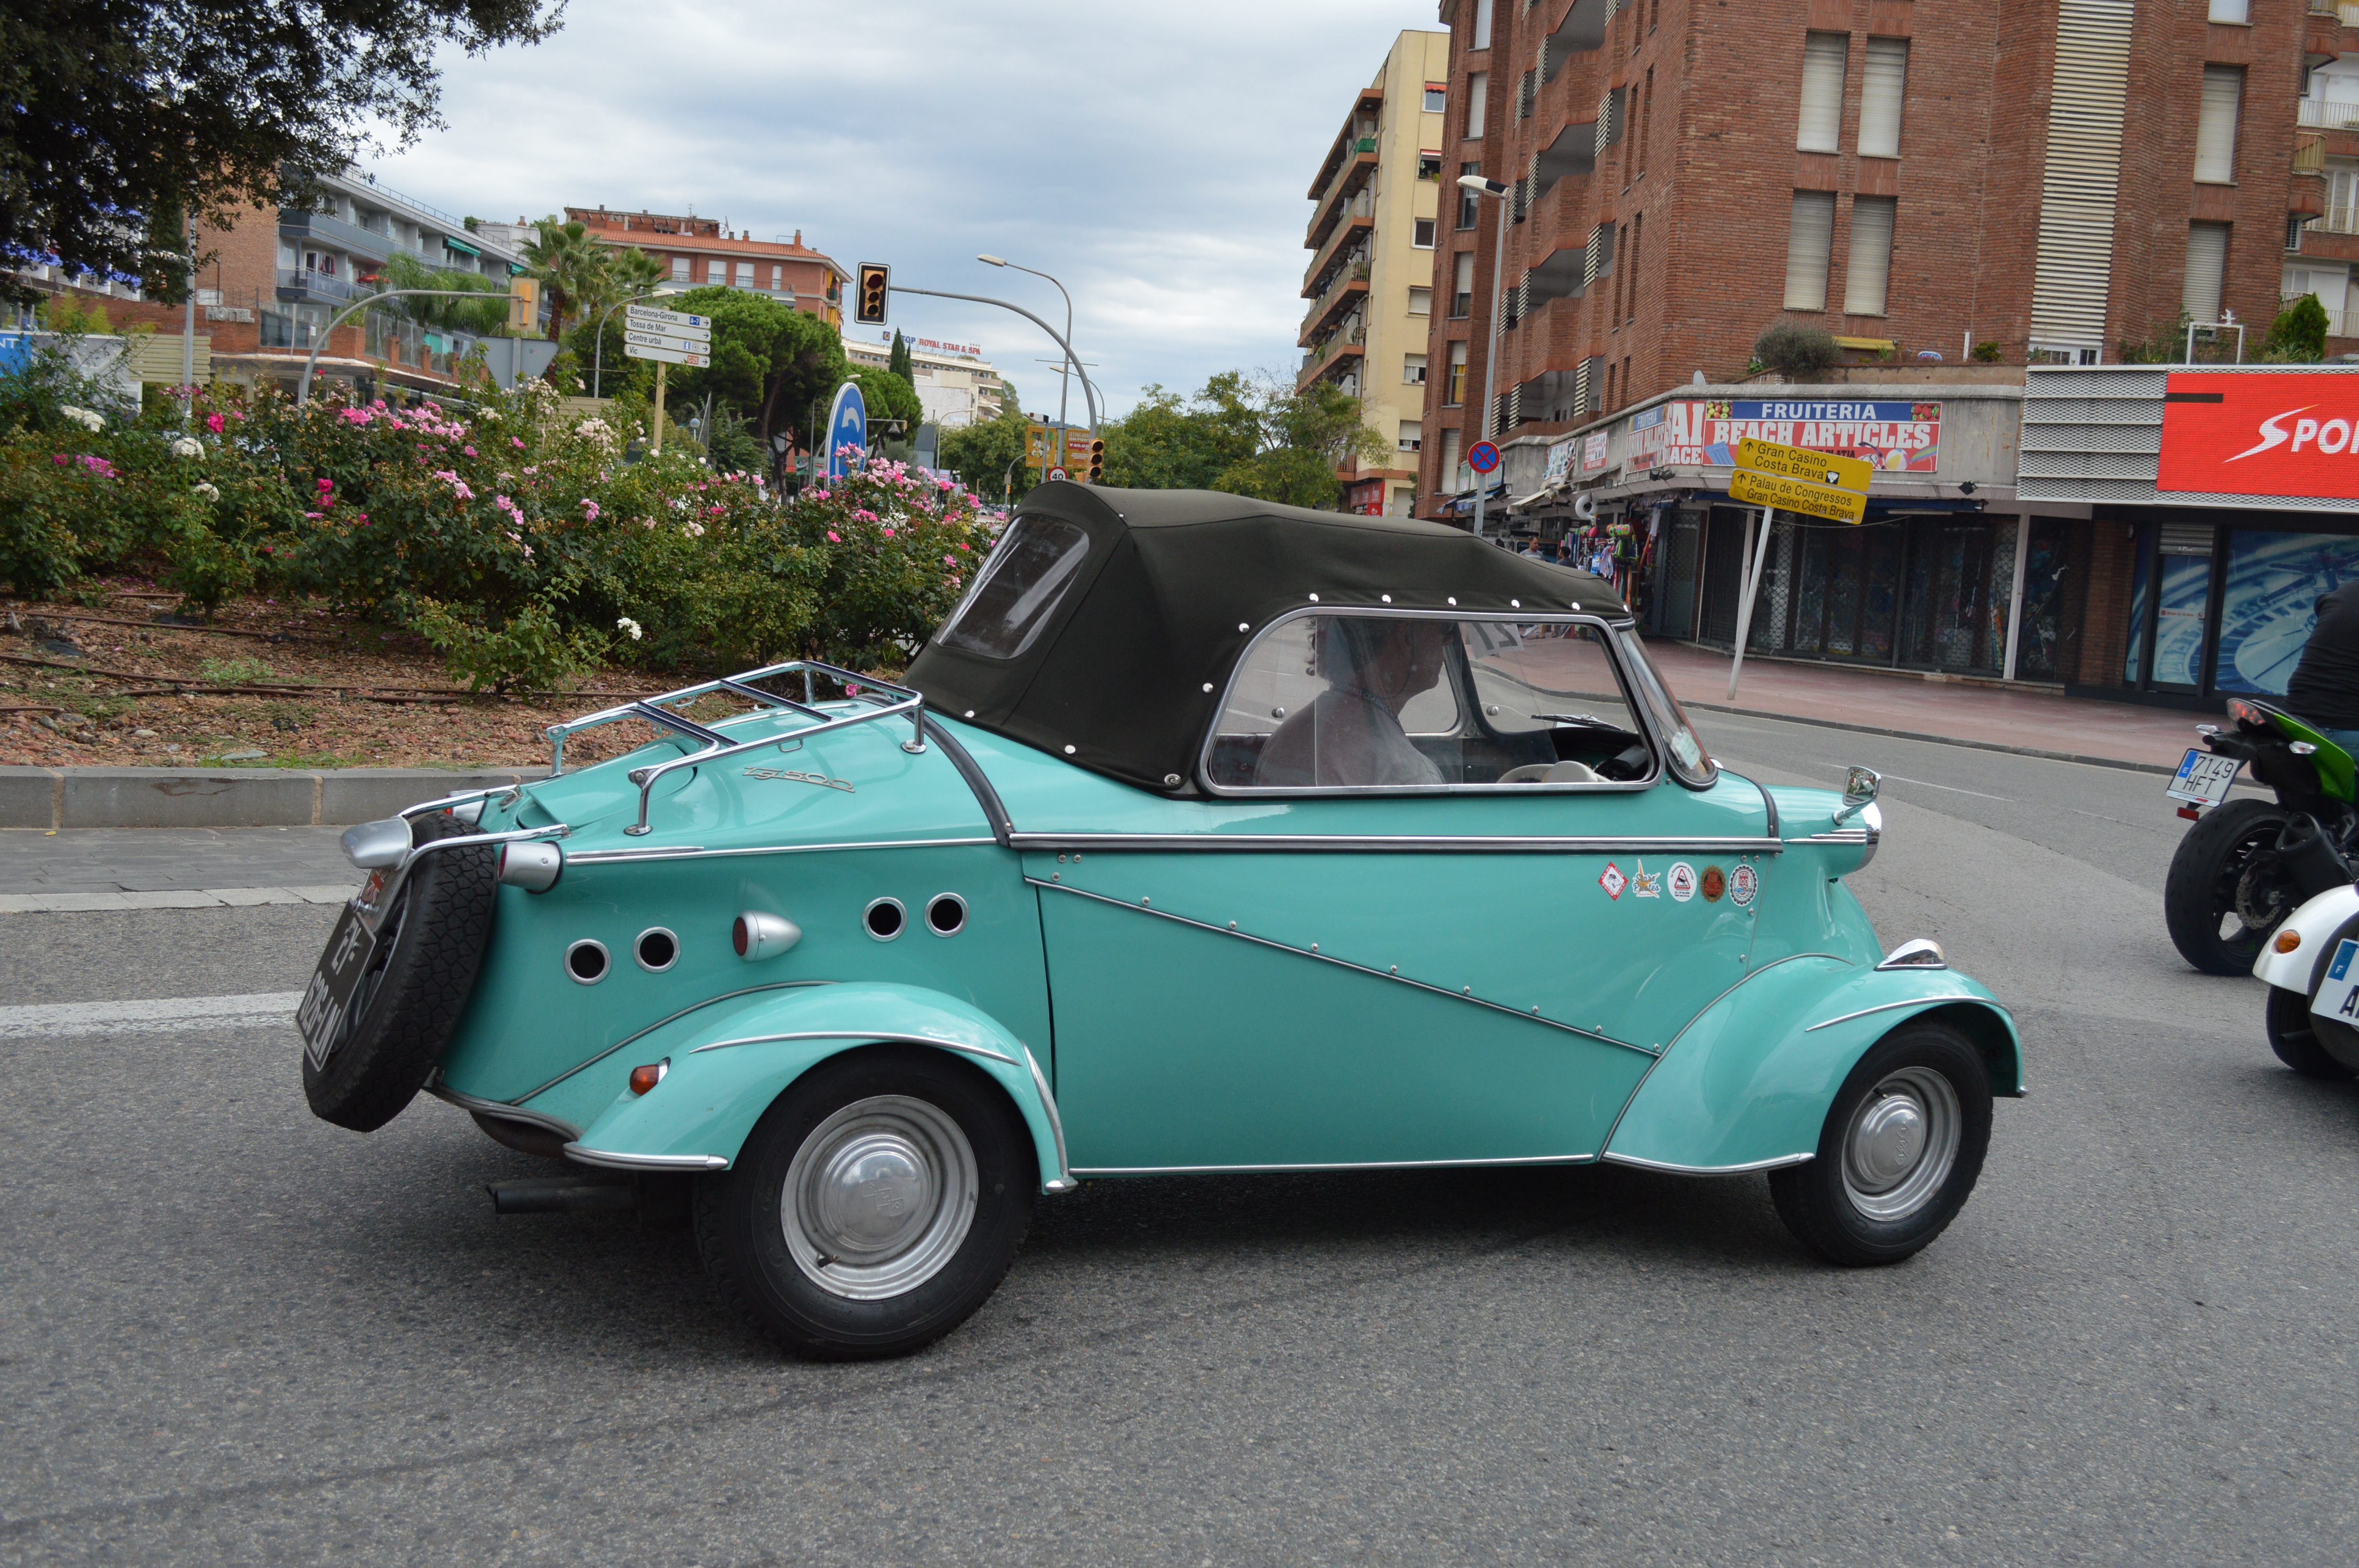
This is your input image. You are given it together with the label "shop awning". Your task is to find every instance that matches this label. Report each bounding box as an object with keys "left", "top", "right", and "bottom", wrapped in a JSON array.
[{"left": 442, "top": 237, "right": 482, "bottom": 257}]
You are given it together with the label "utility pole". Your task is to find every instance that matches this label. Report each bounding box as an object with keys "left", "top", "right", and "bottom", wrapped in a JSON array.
[
  {"left": 653, "top": 361, "right": 667, "bottom": 455},
  {"left": 1456, "top": 174, "right": 1513, "bottom": 541}
]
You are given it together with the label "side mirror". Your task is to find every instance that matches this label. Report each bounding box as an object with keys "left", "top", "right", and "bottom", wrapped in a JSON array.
[
  {"left": 1833, "top": 765, "right": 1881, "bottom": 826},
  {"left": 340, "top": 816, "right": 412, "bottom": 870}
]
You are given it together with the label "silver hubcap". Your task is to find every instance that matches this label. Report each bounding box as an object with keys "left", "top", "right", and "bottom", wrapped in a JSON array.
[
  {"left": 781, "top": 1096, "right": 977, "bottom": 1300},
  {"left": 1839, "top": 1066, "right": 1961, "bottom": 1223}
]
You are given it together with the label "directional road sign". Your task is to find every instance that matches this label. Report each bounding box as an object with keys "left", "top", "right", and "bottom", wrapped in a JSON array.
[
  {"left": 1729, "top": 467, "right": 1867, "bottom": 524},
  {"left": 623, "top": 341, "right": 711, "bottom": 368},
  {"left": 826, "top": 381, "right": 868, "bottom": 480},
  {"left": 626, "top": 304, "right": 712, "bottom": 333},
  {"left": 1735, "top": 436, "right": 1871, "bottom": 494},
  {"left": 1467, "top": 440, "right": 1502, "bottom": 474},
  {"left": 623, "top": 326, "right": 710, "bottom": 356}
]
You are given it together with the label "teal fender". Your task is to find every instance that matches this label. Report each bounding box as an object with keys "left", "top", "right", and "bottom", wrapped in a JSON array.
[
  {"left": 561, "top": 981, "right": 1073, "bottom": 1193},
  {"left": 1601, "top": 955, "right": 2023, "bottom": 1174}
]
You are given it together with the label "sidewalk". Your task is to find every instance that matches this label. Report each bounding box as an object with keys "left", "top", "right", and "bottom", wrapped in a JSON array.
[{"left": 1645, "top": 641, "right": 2205, "bottom": 775}]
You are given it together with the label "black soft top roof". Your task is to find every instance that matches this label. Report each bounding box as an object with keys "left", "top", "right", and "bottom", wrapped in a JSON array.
[{"left": 906, "top": 481, "right": 1632, "bottom": 795}]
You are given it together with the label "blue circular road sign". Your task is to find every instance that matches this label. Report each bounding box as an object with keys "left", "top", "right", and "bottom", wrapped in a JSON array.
[{"left": 826, "top": 382, "right": 868, "bottom": 479}]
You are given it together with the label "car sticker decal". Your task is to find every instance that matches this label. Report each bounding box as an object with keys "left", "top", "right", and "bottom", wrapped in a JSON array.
[
  {"left": 1731, "top": 863, "right": 1758, "bottom": 907},
  {"left": 1632, "top": 860, "right": 1661, "bottom": 898},
  {"left": 1598, "top": 862, "right": 1626, "bottom": 900},
  {"left": 1701, "top": 865, "right": 1725, "bottom": 902},
  {"left": 1667, "top": 861, "right": 1697, "bottom": 902}
]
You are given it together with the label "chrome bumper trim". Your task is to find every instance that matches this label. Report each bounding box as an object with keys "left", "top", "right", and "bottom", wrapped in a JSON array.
[
  {"left": 1011, "top": 833, "right": 1781, "bottom": 855},
  {"left": 563, "top": 1144, "right": 729, "bottom": 1173},
  {"left": 1804, "top": 995, "right": 2009, "bottom": 1033},
  {"left": 1600, "top": 1150, "right": 1814, "bottom": 1175},
  {"left": 1022, "top": 1044, "right": 1074, "bottom": 1193},
  {"left": 426, "top": 1080, "right": 583, "bottom": 1142},
  {"left": 1068, "top": 1152, "right": 1596, "bottom": 1177},
  {"left": 684, "top": 1029, "right": 1017, "bottom": 1067}
]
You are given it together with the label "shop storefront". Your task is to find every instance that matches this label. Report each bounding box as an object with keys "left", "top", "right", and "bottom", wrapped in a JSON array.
[{"left": 2018, "top": 365, "right": 2359, "bottom": 709}]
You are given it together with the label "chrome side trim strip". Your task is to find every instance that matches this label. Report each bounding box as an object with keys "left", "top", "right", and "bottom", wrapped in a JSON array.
[
  {"left": 684, "top": 1029, "right": 1020, "bottom": 1067},
  {"left": 513, "top": 980, "right": 839, "bottom": 1105},
  {"left": 566, "top": 837, "right": 996, "bottom": 867},
  {"left": 426, "top": 1080, "right": 583, "bottom": 1142},
  {"left": 1787, "top": 829, "right": 1872, "bottom": 845},
  {"left": 564, "top": 1144, "right": 729, "bottom": 1173},
  {"left": 1600, "top": 1150, "right": 1814, "bottom": 1175},
  {"left": 1011, "top": 833, "right": 1782, "bottom": 856},
  {"left": 1029, "top": 878, "right": 1658, "bottom": 1057},
  {"left": 1022, "top": 1045, "right": 1076, "bottom": 1193},
  {"left": 1804, "top": 995, "right": 2010, "bottom": 1033},
  {"left": 1069, "top": 1152, "right": 1597, "bottom": 1177}
]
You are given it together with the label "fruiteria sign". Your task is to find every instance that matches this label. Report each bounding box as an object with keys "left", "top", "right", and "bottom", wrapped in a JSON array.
[{"left": 2157, "top": 370, "right": 2359, "bottom": 500}]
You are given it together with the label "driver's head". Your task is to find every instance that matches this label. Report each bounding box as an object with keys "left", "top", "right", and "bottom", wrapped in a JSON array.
[{"left": 1318, "top": 617, "right": 1451, "bottom": 713}]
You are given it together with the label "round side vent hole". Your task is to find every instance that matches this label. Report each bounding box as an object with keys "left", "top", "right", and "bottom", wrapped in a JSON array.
[
  {"left": 635, "top": 928, "right": 678, "bottom": 972},
  {"left": 864, "top": 898, "right": 906, "bottom": 941},
  {"left": 565, "top": 939, "right": 610, "bottom": 984},
  {"left": 926, "top": 893, "right": 967, "bottom": 936}
]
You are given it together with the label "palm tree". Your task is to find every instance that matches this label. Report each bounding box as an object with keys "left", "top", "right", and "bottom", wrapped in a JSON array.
[{"left": 521, "top": 216, "right": 609, "bottom": 341}]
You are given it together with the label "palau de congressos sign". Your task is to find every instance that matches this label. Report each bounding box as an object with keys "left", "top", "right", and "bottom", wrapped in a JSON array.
[{"left": 2159, "top": 370, "right": 2359, "bottom": 501}]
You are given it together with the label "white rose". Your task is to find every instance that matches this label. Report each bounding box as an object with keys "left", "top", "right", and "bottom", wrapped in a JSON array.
[{"left": 616, "top": 616, "right": 644, "bottom": 641}]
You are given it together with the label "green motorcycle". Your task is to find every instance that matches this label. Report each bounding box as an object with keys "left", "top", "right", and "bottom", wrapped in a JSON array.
[{"left": 2165, "top": 697, "right": 2359, "bottom": 975}]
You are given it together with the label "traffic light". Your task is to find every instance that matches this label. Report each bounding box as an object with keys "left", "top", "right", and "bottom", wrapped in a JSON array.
[
  {"left": 1087, "top": 439, "right": 1105, "bottom": 482},
  {"left": 854, "top": 263, "right": 890, "bottom": 326}
]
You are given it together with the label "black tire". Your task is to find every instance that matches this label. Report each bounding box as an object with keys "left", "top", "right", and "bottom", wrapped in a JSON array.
[
  {"left": 695, "top": 1045, "right": 1035, "bottom": 1360},
  {"left": 2166, "top": 798, "right": 2294, "bottom": 975},
  {"left": 302, "top": 811, "right": 499, "bottom": 1132},
  {"left": 2265, "top": 983, "right": 2356, "bottom": 1080},
  {"left": 1769, "top": 1020, "right": 1993, "bottom": 1266}
]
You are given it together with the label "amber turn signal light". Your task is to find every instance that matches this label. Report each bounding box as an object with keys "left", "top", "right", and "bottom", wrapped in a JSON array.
[
  {"left": 628, "top": 1059, "right": 669, "bottom": 1096},
  {"left": 2275, "top": 929, "right": 2304, "bottom": 954}
]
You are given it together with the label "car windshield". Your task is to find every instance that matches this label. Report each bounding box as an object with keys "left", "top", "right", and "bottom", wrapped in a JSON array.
[
  {"left": 934, "top": 516, "right": 1091, "bottom": 660},
  {"left": 1612, "top": 627, "right": 1716, "bottom": 787},
  {"left": 1205, "top": 614, "right": 1662, "bottom": 790}
]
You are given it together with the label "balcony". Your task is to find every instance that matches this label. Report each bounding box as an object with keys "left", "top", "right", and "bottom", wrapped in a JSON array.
[
  {"left": 1297, "top": 324, "right": 1367, "bottom": 391},
  {"left": 1307, "top": 151, "right": 1379, "bottom": 251},
  {"left": 277, "top": 267, "right": 369, "bottom": 305},
  {"left": 1299, "top": 260, "right": 1370, "bottom": 344},
  {"left": 2298, "top": 98, "right": 2359, "bottom": 131},
  {"left": 1302, "top": 193, "right": 1376, "bottom": 294}
]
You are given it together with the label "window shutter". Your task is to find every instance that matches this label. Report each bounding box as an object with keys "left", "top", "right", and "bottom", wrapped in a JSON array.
[
  {"left": 2208, "top": 0, "right": 2248, "bottom": 25},
  {"left": 1784, "top": 191, "right": 1837, "bottom": 309},
  {"left": 2183, "top": 222, "right": 2229, "bottom": 320},
  {"left": 2029, "top": 0, "right": 2134, "bottom": 351},
  {"left": 1844, "top": 196, "right": 1896, "bottom": 314},
  {"left": 1440, "top": 427, "right": 1464, "bottom": 482},
  {"left": 2194, "top": 65, "right": 2243, "bottom": 183},
  {"left": 1858, "top": 39, "right": 1908, "bottom": 158},
  {"left": 1797, "top": 33, "right": 1848, "bottom": 154},
  {"left": 1473, "top": 0, "right": 1493, "bottom": 50},
  {"left": 1467, "top": 72, "right": 1488, "bottom": 139}
]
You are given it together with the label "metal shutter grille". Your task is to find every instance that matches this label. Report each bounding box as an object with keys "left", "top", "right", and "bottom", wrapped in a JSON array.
[
  {"left": 1844, "top": 196, "right": 1896, "bottom": 315},
  {"left": 2183, "top": 222, "right": 2229, "bottom": 320},
  {"left": 2194, "top": 66, "right": 2243, "bottom": 184},
  {"left": 1574, "top": 360, "right": 1593, "bottom": 414},
  {"left": 1797, "top": 33, "right": 1848, "bottom": 154},
  {"left": 1858, "top": 39, "right": 1908, "bottom": 158},
  {"left": 2160, "top": 522, "right": 2215, "bottom": 555},
  {"left": 1785, "top": 191, "right": 1837, "bottom": 310},
  {"left": 2029, "top": 0, "right": 2134, "bottom": 350}
]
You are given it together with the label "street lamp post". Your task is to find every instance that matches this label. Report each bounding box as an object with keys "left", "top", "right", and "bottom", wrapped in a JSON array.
[
  {"left": 295, "top": 287, "right": 522, "bottom": 405},
  {"left": 1456, "top": 174, "right": 1512, "bottom": 540},
  {"left": 977, "top": 255, "right": 1085, "bottom": 429},
  {"left": 890, "top": 283, "right": 1101, "bottom": 431}
]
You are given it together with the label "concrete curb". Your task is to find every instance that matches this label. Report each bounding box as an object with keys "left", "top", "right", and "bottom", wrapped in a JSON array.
[
  {"left": 1678, "top": 699, "right": 2189, "bottom": 777},
  {"left": 0, "top": 766, "right": 549, "bottom": 830}
]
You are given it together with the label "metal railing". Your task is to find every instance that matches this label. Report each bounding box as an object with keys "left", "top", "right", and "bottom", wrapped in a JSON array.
[
  {"left": 1299, "top": 257, "right": 1370, "bottom": 335},
  {"left": 2297, "top": 97, "right": 2359, "bottom": 130},
  {"left": 277, "top": 267, "right": 368, "bottom": 303},
  {"left": 543, "top": 661, "right": 927, "bottom": 837}
]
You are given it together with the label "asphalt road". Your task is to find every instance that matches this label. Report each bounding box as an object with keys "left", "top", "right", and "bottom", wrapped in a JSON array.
[{"left": 6, "top": 716, "right": 2358, "bottom": 1565}]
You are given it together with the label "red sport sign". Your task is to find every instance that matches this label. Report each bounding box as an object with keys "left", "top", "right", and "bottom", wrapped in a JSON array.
[{"left": 2157, "top": 371, "right": 2359, "bottom": 499}]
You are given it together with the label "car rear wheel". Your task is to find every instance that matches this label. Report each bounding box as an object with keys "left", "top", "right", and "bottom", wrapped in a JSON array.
[
  {"left": 694, "top": 1046, "right": 1035, "bottom": 1359},
  {"left": 1769, "top": 1020, "right": 1992, "bottom": 1266}
]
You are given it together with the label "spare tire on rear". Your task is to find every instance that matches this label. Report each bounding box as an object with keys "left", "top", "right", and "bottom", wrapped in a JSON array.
[{"left": 303, "top": 811, "right": 499, "bottom": 1132}]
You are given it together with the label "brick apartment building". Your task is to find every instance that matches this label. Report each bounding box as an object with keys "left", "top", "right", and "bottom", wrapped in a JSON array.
[
  {"left": 1414, "top": 0, "right": 2329, "bottom": 510},
  {"left": 564, "top": 208, "right": 848, "bottom": 328}
]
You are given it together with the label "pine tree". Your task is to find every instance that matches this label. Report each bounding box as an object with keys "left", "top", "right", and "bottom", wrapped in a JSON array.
[{"left": 888, "top": 330, "right": 914, "bottom": 382}]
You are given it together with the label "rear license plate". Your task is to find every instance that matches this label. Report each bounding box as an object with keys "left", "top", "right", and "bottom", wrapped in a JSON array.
[
  {"left": 297, "top": 903, "right": 377, "bottom": 1068},
  {"left": 2314, "top": 939, "right": 2359, "bottom": 1023},
  {"left": 2166, "top": 748, "right": 2240, "bottom": 806}
]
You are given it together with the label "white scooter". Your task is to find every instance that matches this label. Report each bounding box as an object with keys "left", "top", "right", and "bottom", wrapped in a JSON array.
[{"left": 2254, "top": 884, "right": 2359, "bottom": 1079}]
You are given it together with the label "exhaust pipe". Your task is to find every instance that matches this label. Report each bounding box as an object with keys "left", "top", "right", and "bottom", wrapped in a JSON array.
[
  {"left": 2275, "top": 813, "right": 2352, "bottom": 901},
  {"left": 485, "top": 1175, "right": 635, "bottom": 1215}
]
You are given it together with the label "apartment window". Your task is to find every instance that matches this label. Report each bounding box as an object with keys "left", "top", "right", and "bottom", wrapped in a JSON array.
[
  {"left": 771, "top": 264, "right": 784, "bottom": 289},
  {"left": 1425, "top": 82, "right": 1448, "bottom": 113},
  {"left": 1405, "top": 352, "right": 1429, "bottom": 384},
  {"left": 1628, "top": 212, "right": 1643, "bottom": 324},
  {"left": 1439, "top": 427, "right": 1464, "bottom": 486},
  {"left": 707, "top": 259, "right": 726, "bottom": 284},
  {"left": 1473, "top": 0, "right": 1493, "bottom": 51},
  {"left": 1621, "top": 356, "right": 1633, "bottom": 406},
  {"left": 1650, "top": 0, "right": 1659, "bottom": 30},
  {"left": 1399, "top": 419, "right": 1424, "bottom": 452},
  {"left": 2209, "top": 0, "right": 2248, "bottom": 20},
  {"left": 1458, "top": 162, "right": 1482, "bottom": 227},
  {"left": 1467, "top": 72, "right": 1488, "bottom": 139},
  {"left": 1414, "top": 218, "right": 1438, "bottom": 247},
  {"left": 1784, "top": 190, "right": 1837, "bottom": 309},
  {"left": 1408, "top": 285, "right": 1433, "bottom": 315},
  {"left": 671, "top": 256, "right": 690, "bottom": 280},
  {"left": 1446, "top": 341, "right": 1469, "bottom": 404},
  {"left": 735, "top": 261, "right": 755, "bottom": 286},
  {"left": 1845, "top": 195, "right": 1897, "bottom": 314},
  {"left": 1797, "top": 32, "right": 1848, "bottom": 154},
  {"left": 1418, "top": 153, "right": 1444, "bottom": 181},
  {"left": 1452, "top": 252, "right": 1476, "bottom": 317},
  {"left": 2332, "top": 169, "right": 2359, "bottom": 233},
  {"left": 2185, "top": 222, "right": 2231, "bottom": 320},
  {"left": 2195, "top": 65, "right": 2244, "bottom": 183},
  {"left": 1859, "top": 39, "right": 1908, "bottom": 158},
  {"left": 1639, "top": 68, "right": 1654, "bottom": 175}
]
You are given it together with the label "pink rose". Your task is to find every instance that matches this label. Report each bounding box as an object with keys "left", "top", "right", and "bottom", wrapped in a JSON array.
[
  {"left": 205, "top": 413, "right": 225, "bottom": 434},
  {"left": 463, "top": 445, "right": 476, "bottom": 457},
  {"left": 827, "top": 531, "right": 841, "bottom": 543}
]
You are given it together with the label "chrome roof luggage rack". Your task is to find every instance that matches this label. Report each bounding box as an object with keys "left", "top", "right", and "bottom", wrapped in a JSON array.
[{"left": 543, "top": 660, "right": 925, "bottom": 836}]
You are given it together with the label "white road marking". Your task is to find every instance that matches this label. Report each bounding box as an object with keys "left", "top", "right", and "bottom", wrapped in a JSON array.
[
  {"left": 0, "top": 886, "right": 353, "bottom": 915},
  {"left": 1878, "top": 774, "right": 2015, "bottom": 802},
  {"left": 0, "top": 992, "right": 304, "bottom": 1039}
]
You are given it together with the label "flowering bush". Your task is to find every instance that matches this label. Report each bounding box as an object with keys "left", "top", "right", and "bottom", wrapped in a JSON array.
[{"left": 0, "top": 371, "right": 998, "bottom": 688}]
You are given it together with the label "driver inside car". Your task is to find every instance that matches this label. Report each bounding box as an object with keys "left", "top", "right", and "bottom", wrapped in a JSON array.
[{"left": 1255, "top": 617, "right": 1453, "bottom": 788}]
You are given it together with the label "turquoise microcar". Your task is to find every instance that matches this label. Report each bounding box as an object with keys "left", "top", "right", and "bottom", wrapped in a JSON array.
[{"left": 299, "top": 484, "right": 2021, "bottom": 1358}]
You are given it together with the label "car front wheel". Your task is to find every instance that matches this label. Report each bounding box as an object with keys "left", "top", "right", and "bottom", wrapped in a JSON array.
[
  {"left": 694, "top": 1046, "right": 1035, "bottom": 1359},
  {"left": 1769, "top": 1020, "right": 1992, "bottom": 1266}
]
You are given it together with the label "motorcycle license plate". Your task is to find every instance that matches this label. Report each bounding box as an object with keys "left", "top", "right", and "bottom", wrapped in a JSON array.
[
  {"left": 2314, "top": 939, "right": 2359, "bottom": 1023},
  {"left": 296, "top": 903, "right": 377, "bottom": 1069},
  {"left": 2166, "top": 748, "right": 2240, "bottom": 807}
]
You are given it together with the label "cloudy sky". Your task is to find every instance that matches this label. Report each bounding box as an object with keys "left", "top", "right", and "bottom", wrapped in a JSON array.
[{"left": 369, "top": 0, "right": 1441, "bottom": 420}]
